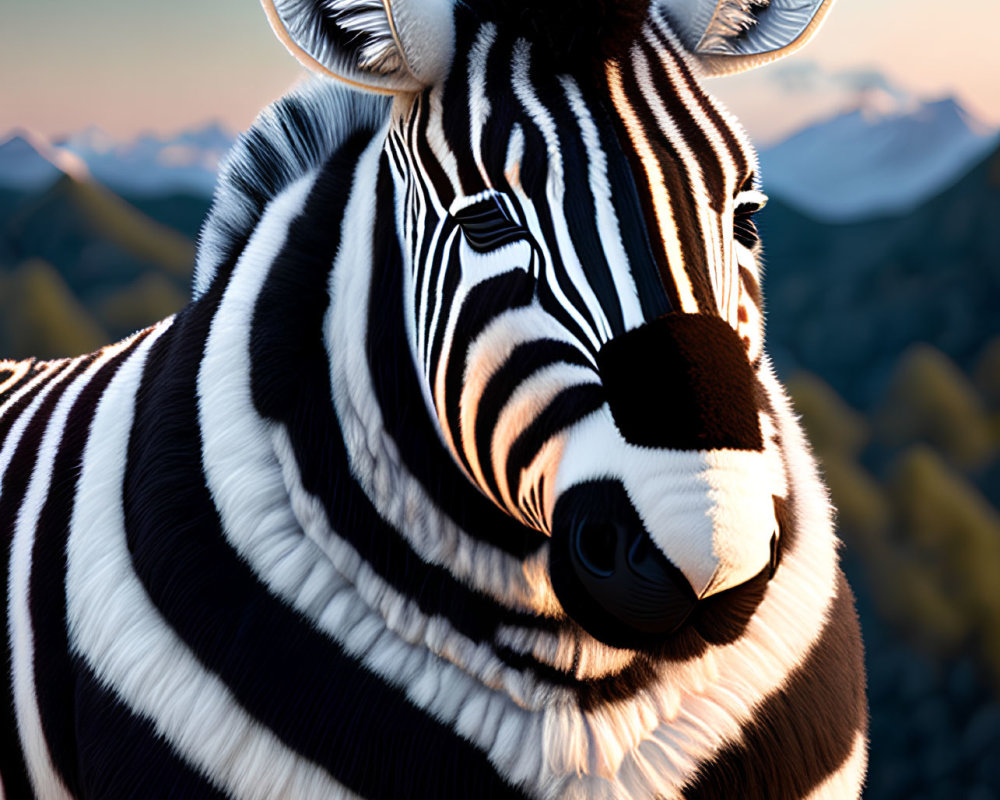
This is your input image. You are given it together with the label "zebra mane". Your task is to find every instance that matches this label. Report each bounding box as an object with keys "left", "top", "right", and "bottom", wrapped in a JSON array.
[{"left": 193, "top": 78, "right": 391, "bottom": 297}]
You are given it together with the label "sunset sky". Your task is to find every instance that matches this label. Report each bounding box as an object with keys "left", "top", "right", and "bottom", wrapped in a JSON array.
[{"left": 2, "top": 0, "right": 998, "bottom": 144}]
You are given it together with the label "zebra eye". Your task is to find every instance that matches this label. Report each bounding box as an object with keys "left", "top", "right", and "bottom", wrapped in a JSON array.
[
  {"left": 733, "top": 189, "right": 767, "bottom": 250},
  {"left": 453, "top": 196, "right": 526, "bottom": 254}
]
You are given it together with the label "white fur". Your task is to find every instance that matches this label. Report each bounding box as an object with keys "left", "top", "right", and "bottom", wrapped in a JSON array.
[
  {"left": 559, "top": 78, "right": 646, "bottom": 334},
  {"left": 6, "top": 354, "right": 87, "bottom": 800},
  {"left": 66, "top": 322, "right": 361, "bottom": 800},
  {"left": 0, "top": 360, "right": 32, "bottom": 399},
  {"left": 468, "top": 25, "right": 499, "bottom": 188},
  {"left": 509, "top": 40, "right": 610, "bottom": 351},
  {"left": 805, "top": 731, "right": 867, "bottom": 800},
  {"left": 607, "top": 58, "right": 699, "bottom": 314},
  {"left": 0, "top": 361, "right": 68, "bottom": 425}
]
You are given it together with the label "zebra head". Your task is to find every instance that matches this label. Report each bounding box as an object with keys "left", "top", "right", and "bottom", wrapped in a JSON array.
[{"left": 263, "top": 0, "right": 836, "bottom": 651}]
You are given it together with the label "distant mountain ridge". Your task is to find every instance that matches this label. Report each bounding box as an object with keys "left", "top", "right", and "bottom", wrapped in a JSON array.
[
  {"left": 55, "top": 123, "right": 234, "bottom": 197},
  {"left": 3, "top": 88, "right": 997, "bottom": 223},
  {"left": 0, "top": 131, "right": 92, "bottom": 192},
  {"left": 0, "top": 134, "right": 64, "bottom": 192},
  {"left": 0, "top": 124, "right": 235, "bottom": 199},
  {"left": 760, "top": 95, "right": 1000, "bottom": 222},
  {"left": 0, "top": 167, "right": 197, "bottom": 357}
]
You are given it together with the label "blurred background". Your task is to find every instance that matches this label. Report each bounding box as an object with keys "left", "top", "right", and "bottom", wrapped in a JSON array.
[{"left": 1, "top": 1, "right": 999, "bottom": 796}]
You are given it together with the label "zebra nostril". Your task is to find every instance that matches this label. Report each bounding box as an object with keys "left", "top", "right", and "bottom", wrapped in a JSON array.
[
  {"left": 573, "top": 522, "right": 618, "bottom": 577},
  {"left": 563, "top": 514, "right": 697, "bottom": 638},
  {"left": 626, "top": 532, "right": 661, "bottom": 576},
  {"left": 550, "top": 482, "right": 700, "bottom": 648},
  {"left": 769, "top": 531, "right": 780, "bottom": 579}
]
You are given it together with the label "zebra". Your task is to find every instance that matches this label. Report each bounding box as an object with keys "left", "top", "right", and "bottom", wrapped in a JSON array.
[{"left": 1, "top": 0, "right": 868, "bottom": 797}]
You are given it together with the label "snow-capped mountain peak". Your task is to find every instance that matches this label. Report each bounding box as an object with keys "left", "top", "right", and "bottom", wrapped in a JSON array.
[
  {"left": 0, "top": 130, "right": 92, "bottom": 191},
  {"left": 0, "top": 124, "right": 236, "bottom": 198},
  {"left": 759, "top": 95, "right": 1000, "bottom": 222},
  {"left": 55, "top": 123, "right": 236, "bottom": 198}
]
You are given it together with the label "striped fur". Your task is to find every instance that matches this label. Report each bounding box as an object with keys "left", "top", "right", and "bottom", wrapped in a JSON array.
[{"left": 2, "top": 2, "right": 866, "bottom": 798}]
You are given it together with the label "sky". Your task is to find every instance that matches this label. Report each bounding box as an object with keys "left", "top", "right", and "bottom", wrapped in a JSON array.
[{"left": 1, "top": 0, "right": 998, "bottom": 144}]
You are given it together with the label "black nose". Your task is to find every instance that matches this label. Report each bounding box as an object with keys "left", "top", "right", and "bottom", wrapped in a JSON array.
[
  {"left": 568, "top": 518, "right": 696, "bottom": 635},
  {"left": 550, "top": 482, "right": 697, "bottom": 648}
]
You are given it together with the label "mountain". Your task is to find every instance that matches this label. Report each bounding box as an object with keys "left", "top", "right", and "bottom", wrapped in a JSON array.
[
  {"left": 760, "top": 97, "right": 1000, "bottom": 222},
  {"left": 0, "top": 171, "right": 195, "bottom": 307},
  {"left": 0, "top": 133, "right": 65, "bottom": 192},
  {"left": 0, "top": 172, "right": 195, "bottom": 357},
  {"left": 760, "top": 140, "right": 1000, "bottom": 409},
  {"left": 55, "top": 123, "right": 234, "bottom": 198},
  {"left": 0, "top": 259, "right": 108, "bottom": 360},
  {"left": 0, "top": 124, "right": 235, "bottom": 200},
  {"left": 0, "top": 125, "right": 217, "bottom": 362}
]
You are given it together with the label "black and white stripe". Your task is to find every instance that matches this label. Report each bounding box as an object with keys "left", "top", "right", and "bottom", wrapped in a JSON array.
[{"left": 2, "top": 0, "right": 865, "bottom": 797}]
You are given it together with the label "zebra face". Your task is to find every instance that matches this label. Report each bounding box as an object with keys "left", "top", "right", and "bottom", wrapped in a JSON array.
[{"left": 264, "top": 0, "right": 835, "bottom": 650}]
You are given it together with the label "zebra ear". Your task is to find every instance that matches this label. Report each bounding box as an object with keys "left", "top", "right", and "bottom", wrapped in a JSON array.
[
  {"left": 261, "top": 0, "right": 455, "bottom": 92},
  {"left": 656, "top": 0, "right": 836, "bottom": 76}
]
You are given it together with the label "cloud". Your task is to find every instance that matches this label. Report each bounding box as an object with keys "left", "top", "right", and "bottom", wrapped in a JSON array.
[
  {"left": 708, "top": 61, "right": 921, "bottom": 146},
  {"left": 766, "top": 62, "right": 915, "bottom": 106}
]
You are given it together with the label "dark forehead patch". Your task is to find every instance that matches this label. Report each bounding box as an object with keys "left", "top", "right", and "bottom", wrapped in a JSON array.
[{"left": 479, "top": 0, "right": 652, "bottom": 71}]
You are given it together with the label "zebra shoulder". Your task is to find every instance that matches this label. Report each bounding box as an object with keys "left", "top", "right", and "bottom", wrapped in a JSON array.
[{"left": 192, "top": 78, "right": 391, "bottom": 296}]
